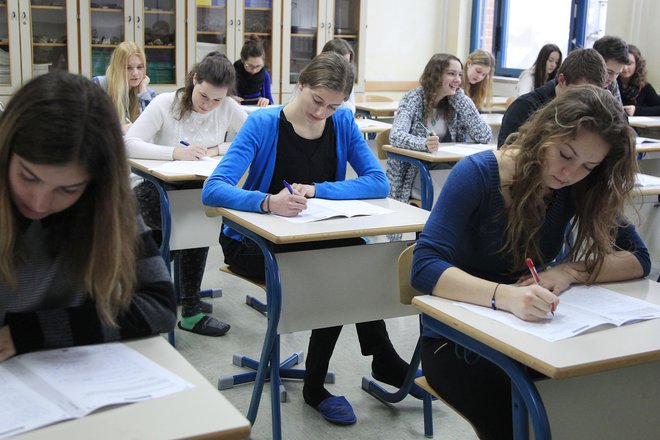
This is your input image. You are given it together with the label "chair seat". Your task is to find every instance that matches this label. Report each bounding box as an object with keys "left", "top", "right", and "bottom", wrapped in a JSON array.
[
  {"left": 414, "top": 376, "right": 441, "bottom": 400},
  {"left": 409, "top": 198, "right": 422, "bottom": 208},
  {"left": 219, "top": 265, "right": 266, "bottom": 290}
]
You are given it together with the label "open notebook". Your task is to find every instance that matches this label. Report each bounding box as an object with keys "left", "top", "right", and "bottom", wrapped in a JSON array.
[
  {"left": 277, "top": 198, "right": 393, "bottom": 224},
  {"left": 457, "top": 285, "right": 660, "bottom": 342},
  {"left": 0, "top": 343, "right": 192, "bottom": 439}
]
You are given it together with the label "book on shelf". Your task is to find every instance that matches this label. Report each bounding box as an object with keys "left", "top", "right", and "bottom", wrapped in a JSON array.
[
  {"left": 458, "top": 285, "right": 660, "bottom": 342},
  {"left": 0, "top": 343, "right": 193, "bottom": 439},
  {"left": 277, "top": 198, "right": 393, "bottom": 224}
]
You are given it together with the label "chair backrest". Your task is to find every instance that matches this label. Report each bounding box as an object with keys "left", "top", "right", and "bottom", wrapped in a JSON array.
[
  {"left": 398, "top": 244, "right": 425, "bottom": 305},
  {"left": 505, "top": 96, "right": 516, "bottom": 107},
  {"left": 375, "top": 128, "right": 390, "bottom": 160},
  {"left": 357, "top": 94, "right": 394, "bottom": 103}
]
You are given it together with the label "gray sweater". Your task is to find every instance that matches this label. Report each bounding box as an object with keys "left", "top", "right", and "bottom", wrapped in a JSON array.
[{"left": 1, "top": 215, "right": 176, "bottom": 354}]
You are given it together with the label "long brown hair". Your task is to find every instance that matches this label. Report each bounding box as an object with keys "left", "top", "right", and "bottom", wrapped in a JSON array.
[
  {"left": 420, "top": 53, "right": 462, "bottom": 124},
  {"left": 0, "top": 72, "right": 137, "bottom": 325},
  {"left": 501, "top": 85, "right": 636, "bottom": 279}
]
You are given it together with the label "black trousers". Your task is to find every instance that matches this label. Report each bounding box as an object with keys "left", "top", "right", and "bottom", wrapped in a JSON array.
[{"left": 220, "top": 230, "right": 397, "bottom": 388}]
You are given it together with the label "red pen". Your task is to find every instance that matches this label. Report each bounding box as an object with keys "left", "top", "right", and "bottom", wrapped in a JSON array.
[{"left": 526, "top": 258, "right": 555, "bottom": 316}]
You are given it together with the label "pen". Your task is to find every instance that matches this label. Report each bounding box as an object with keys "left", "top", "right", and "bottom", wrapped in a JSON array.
[
  {"left": 417, "top": 121, "right": 435, "bottom": 136},
  {"left": 179, "top": 140, "right": 190, "bottom": 147},
  {"left": 526, "top": 258, "right": 555, "bottom": 316},
  {"left": 283, "top": 180, "right": 294, "bottom": 194}
]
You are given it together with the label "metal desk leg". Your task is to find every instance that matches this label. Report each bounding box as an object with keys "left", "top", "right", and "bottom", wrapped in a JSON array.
[
  {"left": 421, "top": 314, "right": 551, "bottom": 440},
  {"left": 386, "top": 152, "right": 434, "bottom": 211}
]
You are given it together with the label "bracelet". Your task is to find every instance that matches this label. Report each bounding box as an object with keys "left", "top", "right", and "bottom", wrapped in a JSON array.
[
  {"left": 491, "top": 283, "right": 501, "bottom": 310},
  {"left": 261, "top": 194, "right": 271, "bottom": 213}
]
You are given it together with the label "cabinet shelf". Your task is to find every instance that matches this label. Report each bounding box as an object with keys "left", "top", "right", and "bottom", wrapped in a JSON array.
[
  {"left": 33, "top": 42, "right": 66, "bottom": 47},
  {"left": 245, "top": 7, "right": 271, "bottom": 11},
  {"left": 144, "top": 45, "right": 176, "bottom": 49},
  {"left": 91, "top": 44, "right": 119, "bottom": 48},
  {"left": 144, "top": 9, "right": 174, "bottom": 14},
  {"left": 291, "top": 33, "right": 316, "bottom": 38},
  {"left": 90, "top": 8, "right": 122, "bottom": 13},
  {"left": 31, "top": 5, "right": 65, "bottom": 11},
  {"left": 197, "top": 31, "right": 225, "bottom": 35},
  {"left": 245, "top": 32, "right": 270, "bottom": 37},
  {"left": 335, "top": 34, "right": 357, "bottom": 38},
  {"left": 197, "top": 5, "right": 225, "bottom": 9}
]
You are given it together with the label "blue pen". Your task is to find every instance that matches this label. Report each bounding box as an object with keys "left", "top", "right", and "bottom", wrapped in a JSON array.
[
  {"left": 283, "top": 180, "right": 294, "bottom": 194},
  {"left": 179, "top": 140, "right": 190, "bottom": 147}
]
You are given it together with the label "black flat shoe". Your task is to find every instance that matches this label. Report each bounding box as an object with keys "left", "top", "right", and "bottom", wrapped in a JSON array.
[{"left": 177, "top": 315, "right": 230, "bottom": 337}]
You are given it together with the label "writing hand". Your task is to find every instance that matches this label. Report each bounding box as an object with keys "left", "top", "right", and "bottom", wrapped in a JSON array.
[
  {"left": 426, "top": 134, "right": 440, "bottom": 152},
  {"left": 623, "top": 105, "right": 635, "bottom": 116},
  {"left": 291, "top": 183, "right": 316, "bottom": 198},
  {"left": 270, "top": 187, "right": 308, "bottom": 216},
  {"left": 517, "top": 264, "right": 576, "bottom": 294},
  {"left": 173, "top": 144, "right": 207, "bottom": 161},
  {"left": 498, "top": 284, "right": 559, "bottom": 321},
  {"left": 256, "top": 97, "right": 270, "bottom": 107},
  {"left": 0, "top": 326, "right": 16, "bottom": 362}
]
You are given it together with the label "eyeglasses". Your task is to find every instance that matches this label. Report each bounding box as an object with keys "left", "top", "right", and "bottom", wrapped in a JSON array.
[{"left": 244, "top": 62, "right": 264, "bottom": 72}]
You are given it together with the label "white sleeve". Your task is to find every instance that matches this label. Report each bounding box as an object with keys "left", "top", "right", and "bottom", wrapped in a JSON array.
[
  {"left": 515, "top": 69, "right": 535, "bottom": 97},
  {"left": 343, "top": 90, "right": 356, "bottom": 114},
  {"left": 124, "top": 94, "right": 176, "bottom": 160}
]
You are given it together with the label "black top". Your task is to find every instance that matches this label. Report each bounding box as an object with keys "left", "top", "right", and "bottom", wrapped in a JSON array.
[
  {"left": 619, "top": 79, "right": 660, "bottom": 116},
  {"left": 268, "top": 110, "right": 337, "bottom": 194},
  {"left": 498, "top": 80, "right": 557, "bottom": 148}
]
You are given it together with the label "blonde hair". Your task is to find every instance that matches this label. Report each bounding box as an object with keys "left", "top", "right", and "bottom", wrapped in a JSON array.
[
  {"left": 0, "top": 72, "right": 138, "bottom": 325},
  {"left": 501, "top": 85, "right": 637, "bottom": 279},
  {"left": 106, "top": 41, "right": 147, "bottom": 123},
  {"left": 462, "top": 49, "right": 494, "bottom": 109}
]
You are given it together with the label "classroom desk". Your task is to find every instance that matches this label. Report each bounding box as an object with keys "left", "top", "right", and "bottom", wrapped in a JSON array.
[
  {"left": 413, "top": 279, "right": 660, "bottom": 440},
  {"left": 14, "top": 337, "right": 251, "bottom": 440},
  {"left": 355, "top": 117, "right": 392, "bottom": 134},
  {"left": 355, "top": 100, "right": 399, "bottom": 118},
  {"left": 205, "top": 198, "right": 429, "bottom": 440},
  {"left": 480, "top": 112, "right": 503, "bottom": 127},
  {"left": 628, "top": 116, "right": 660, "bottom": 129}
]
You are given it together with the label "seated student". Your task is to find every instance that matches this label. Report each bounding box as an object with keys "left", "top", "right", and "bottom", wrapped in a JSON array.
[
  {"left": 0, "top": 72, "right": 176, "bottom": 362},
  {"left": 412, "top": 85, "right": 650, "bottom": 440},
  {"left": 515, "top": 43, "right": 562, "bottom": 96},
  {"left": 232, "top": 36, "right": 274, "bottom": 107},
  {"left": 202, "top": 52, "right": 419, "bottom": 426},
  {"left": 498, "top": 48, "right": 606, "bottom": 147},
  {"left": 593, "top": 35, "right": 630, "bottom": 104},
  {"left": 619, "top": 45, "right": 660, "bottom": 116},
  {"left": 93, "top": 41, "right": 156, "bottom": 133},
  {"left": 462, "top": 49, "right": 495, "bottom": 110},
  {"left": 125, "top": 52, "right": 247, "bottom": 337},
  {"left": 388, "top": 53, "right": 491, "bottom": 205}
]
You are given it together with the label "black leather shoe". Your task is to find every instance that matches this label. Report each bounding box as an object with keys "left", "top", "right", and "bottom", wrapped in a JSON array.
[{"left": 177, "top": 316, "right": 230, "bottom": 337}]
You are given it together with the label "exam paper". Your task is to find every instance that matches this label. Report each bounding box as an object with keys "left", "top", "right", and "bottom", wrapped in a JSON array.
[
  {"left": 148, "top": 157, "right": 221, "bottom": 177},
  {"left": 277, "top": 198, "right": 393, "bottom": 224}
]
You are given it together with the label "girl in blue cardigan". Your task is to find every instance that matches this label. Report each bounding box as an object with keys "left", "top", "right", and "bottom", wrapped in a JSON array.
[
  {"left": 203, "top": 52, "right": 417, "bottom": 426},
  {"left": 412, "top": 85, "right": 650, "bottom": 439}
]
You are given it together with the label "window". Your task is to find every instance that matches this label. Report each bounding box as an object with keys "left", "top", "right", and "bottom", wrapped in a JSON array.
[{"left": 471, "top": 0, "right": 608, "bottom": 77}]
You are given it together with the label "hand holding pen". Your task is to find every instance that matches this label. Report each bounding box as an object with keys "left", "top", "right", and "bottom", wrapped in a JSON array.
[
  {"left": 526, "top": 258, "right": 558, "bottom": 317},
  {"left": 172, "top": 140, "right": 207, "bottom": 161},
  {"left": 267, "top": 180, "right": 307, "bottom": 217},
  {"left": 417, "top": 122, "right": 439, "bottom": 152}
]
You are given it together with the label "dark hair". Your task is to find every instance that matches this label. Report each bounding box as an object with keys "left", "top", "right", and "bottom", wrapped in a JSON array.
[
  {"left": 420, "top": 53, "right": 462, "bottom": 124},
  {"left": 240, "top": 36, "right": 265, "bottom": 61},
  {"left": 321, "top": 38, "right": 354, "bottom": 64},
  {"left": 502, "top": 85, "right": 636, "bottom": 278},
  {"left": 174, "top": 51, "right": 235, "bottom": 120},
  {"left": 298, "top": 51, "right": 354, "bottom": 99},
  {"left": 532, "top": 44, "right": 562, "bottom": 88},
  {"left": 0, "top": 72, "right": 137, "bottom": 324},
  {"left": 556, "top": 48, "right": 607, "bottom": 87},
  {"left": 621, "top": 44, "right": 647, "bottom": 102},
  {"left": 593, "top": 35, "right": 630, "bottom": 65}
]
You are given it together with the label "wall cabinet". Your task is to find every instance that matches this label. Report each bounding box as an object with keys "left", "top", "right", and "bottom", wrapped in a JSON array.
[
  {"left": 0, "top": 0, "right": 77, "bottom": 97},
  {"left": 281, "top": 0, "right": 366, "bottom": 101},
  {"left": 187, "top": 0, "right": 282, "bottom": 101},
  {"left": 79, "top": 0, "right": 185, "bottom": 92}
]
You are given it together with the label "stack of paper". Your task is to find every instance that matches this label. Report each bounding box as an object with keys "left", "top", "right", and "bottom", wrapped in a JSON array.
[
  {"left": 635, "top": 173, "right": 660, "bottom": 188},
  {"left": 148, "top": 157, "right": 221, "bottom": 177}
]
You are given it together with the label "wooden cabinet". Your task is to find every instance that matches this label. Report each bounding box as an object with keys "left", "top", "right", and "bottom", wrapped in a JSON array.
[
  {"left": 187, "top": 0, "right": 281, "bottom": 101},
  {"left": 79, "top": 0, "right": 185, "bottom": 92},
  {"left": 281, "top": 0, "right": 365, "bottom": 100},
  {"left": 0, "top": 0, "right": 77, "bottom": 97}
]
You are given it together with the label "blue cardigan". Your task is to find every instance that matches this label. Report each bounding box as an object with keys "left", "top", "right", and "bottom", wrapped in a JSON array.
[{"left": 202, "top": 106, "right": 389, "bottom": 240}]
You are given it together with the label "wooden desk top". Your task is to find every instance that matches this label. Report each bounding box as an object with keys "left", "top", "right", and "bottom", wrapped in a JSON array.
[
  {"left": 355, "top": 101, "right": 399, "bottom": 117},
  {"left": 629, "top": 116, "right": 660, "bottom": 128},
  {"left": 382, "top": 143, "right": 496, "bottom": 163},
  {"left": 206, "top": 198, "right": 429, "bottom": 244},
  {"left": 129, "top": 158, "right": 222, "bottom": 182},
  {"left": 355, "top": 118, "right": 392, "bottom": 133},
  {"left": 15, "top": 337, "right": 250, "bottom": 440},
  {"left": 480, "top": 112, "right": 503, "bottom": 127},
  {"left": 413, "top": 279, "right": 660, "bottom": 380}
]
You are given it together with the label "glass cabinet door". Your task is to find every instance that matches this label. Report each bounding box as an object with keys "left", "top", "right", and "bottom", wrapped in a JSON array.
[
  {"left": 0, "top": 1, "right": 12, "bottom": 86},
  {"left": 332, "top": 0, "right": 359, "bottom": 82},
  {"left": 27, "top": 0, "right": 70, "bottom": 77},
  {"left": 191, "top": 0, "right": 229, "bottom": 64},
  {"left": 241, "top": 0, "right": 273, "bottom": 69},
  {"left": 289, "top": 0, "right": 319, "bottom": 84},
  {"left": 88, "top": 0, "right": 126, "bottom": 78},
  {"left": 142, "top": 0, "right": 176, "bottom": 85}
]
